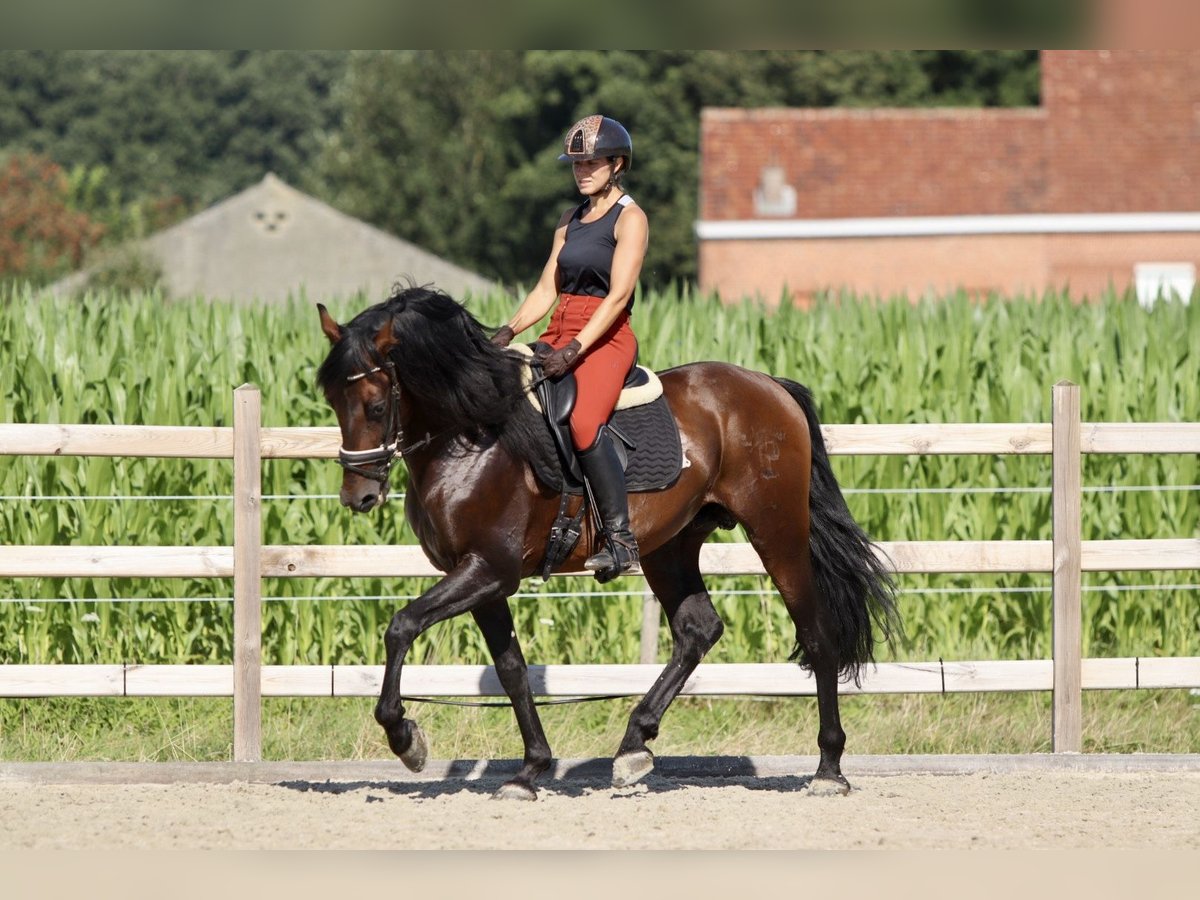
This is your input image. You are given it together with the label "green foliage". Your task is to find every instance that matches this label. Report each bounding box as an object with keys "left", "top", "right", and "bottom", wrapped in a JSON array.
[
  {"left": 1, "top": 285, "right": 1195, "bottom": 671},
  {"left": 317, "top": 50, "right": 1040, "bottom": 288},
  {"left": 0, "top": 51, "right": 349, "bottom": 207}
]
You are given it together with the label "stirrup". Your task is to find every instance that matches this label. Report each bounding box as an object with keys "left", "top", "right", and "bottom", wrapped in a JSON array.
[{"left": 584, "top": 530, "right": 639, "bottom": 582}]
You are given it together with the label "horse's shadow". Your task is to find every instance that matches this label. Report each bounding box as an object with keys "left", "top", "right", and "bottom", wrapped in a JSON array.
[{"left": 276, "top": 757, "right": 815, "bottom": 800}]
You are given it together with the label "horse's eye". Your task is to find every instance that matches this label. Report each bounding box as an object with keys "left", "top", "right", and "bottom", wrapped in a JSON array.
[{"left": 367, "top": 401, "right": 386, "bottom": 419}]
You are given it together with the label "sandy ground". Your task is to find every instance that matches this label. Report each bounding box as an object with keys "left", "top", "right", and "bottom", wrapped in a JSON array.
[{"left": 2, "top": 768, "right": 1198, "bottom": 850}]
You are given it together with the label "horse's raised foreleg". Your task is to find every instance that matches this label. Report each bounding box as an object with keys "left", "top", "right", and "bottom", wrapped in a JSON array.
[
  {"left": 612, "top": 530, "right": 723, "bottom": 788},
  {"left": 471, "top": 600, "right": 553, "bottom": 801},
  {"left": 374, "top": 553, "right": 513, "bottom": 771}
]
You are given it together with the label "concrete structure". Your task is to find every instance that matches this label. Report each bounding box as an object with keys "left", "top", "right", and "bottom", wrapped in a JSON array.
[
  {"left": 698, "top": 51, "right": 1200, "bottom": 305},
  {"left": 54, "top": 173, "right": 496, "bottom": 303}
]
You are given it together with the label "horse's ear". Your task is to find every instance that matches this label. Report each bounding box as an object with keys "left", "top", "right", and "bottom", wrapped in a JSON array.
[
  {"left": 374, "top": 318, "right": 398, "bottom": 356},
  {"left": 317, "top": 303, "right": 342, "bottom": 344}
]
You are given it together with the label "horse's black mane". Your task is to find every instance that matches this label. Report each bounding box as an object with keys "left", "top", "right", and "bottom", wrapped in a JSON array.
[{"left": 318, "top": 285, "right": 549, "bottom": 468}]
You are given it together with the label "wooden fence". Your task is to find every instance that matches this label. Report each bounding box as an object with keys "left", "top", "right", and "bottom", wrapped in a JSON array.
[{"left": 1, "top": 381, "right": 1198, "bottom": 762}]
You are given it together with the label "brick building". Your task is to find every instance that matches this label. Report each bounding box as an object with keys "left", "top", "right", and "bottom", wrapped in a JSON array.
[{"left": 697, "top": 51, "right": 1200, "bottom": 305}]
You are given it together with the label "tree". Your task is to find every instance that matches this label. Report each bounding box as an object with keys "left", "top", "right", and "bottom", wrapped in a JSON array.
[
  {"left": 0, "top": 51, "right": 348, "bottom": 206},
  {"left": 0, "top": 51, "right": 1039, "bottom": 290},
  {"left": 0, "top": 153, "right": 105, "bottom": 286},
  {"left": 316, "top": 51, "right": 1039, "bottom": 288}
]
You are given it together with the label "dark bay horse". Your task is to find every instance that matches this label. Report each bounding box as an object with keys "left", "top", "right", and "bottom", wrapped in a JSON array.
[{"left": 317, "top": 286, "right": 898, "bottom": 799}]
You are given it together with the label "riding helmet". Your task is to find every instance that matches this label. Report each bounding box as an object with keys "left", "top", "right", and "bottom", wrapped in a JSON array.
[{"left": 558, "top": 115, "right": 633, "bottom": 171}]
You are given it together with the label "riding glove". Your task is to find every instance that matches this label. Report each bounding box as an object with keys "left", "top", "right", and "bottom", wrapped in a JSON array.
[
  {"left": 539, "top": 339, "right": 581, "bottom": 378},
  {"left": 490, "top": 325, "right": 515, "bottom": 347}
]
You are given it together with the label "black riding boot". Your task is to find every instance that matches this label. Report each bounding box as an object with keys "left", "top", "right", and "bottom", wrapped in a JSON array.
[{"left": 578, "top": 427, "right": 639, "bottom": 583}]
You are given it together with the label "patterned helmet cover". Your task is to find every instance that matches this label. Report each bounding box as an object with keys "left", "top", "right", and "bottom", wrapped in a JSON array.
[{"left": 558, "top": 115, "right": 633, "bottom": 169}]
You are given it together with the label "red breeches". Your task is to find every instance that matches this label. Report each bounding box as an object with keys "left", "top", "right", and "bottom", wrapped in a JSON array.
[{"left": 537, "top": 293, "right": 637, "bottom": 450}]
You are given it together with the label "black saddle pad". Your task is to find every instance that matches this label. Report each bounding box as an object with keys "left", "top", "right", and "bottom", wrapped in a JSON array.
[{"left": 529, "top": 392, "right": 683, "bottom": 495}]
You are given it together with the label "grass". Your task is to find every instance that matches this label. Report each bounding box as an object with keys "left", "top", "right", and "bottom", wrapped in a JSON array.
[{"left": 2, "top": 690, "right": 1196, "bottom": 762}]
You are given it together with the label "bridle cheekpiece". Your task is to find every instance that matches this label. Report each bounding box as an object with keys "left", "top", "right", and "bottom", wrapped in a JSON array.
[{"left": 337, "top": 358, "right": 404, "bottom": 486}]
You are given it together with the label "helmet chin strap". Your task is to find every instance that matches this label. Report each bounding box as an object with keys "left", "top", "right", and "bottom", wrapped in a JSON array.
[{"left": 601, "top": 156, "right": 625, "bottom": 192}]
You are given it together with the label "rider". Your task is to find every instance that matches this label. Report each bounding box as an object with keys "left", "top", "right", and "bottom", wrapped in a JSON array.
[{"left": 491, "top": 115, "right": 648, "bottom": 581}]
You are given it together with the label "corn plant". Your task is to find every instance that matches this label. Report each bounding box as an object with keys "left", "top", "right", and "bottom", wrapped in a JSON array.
[{"left": 1, "top": 284, "right": 1196, "bottom": 667}]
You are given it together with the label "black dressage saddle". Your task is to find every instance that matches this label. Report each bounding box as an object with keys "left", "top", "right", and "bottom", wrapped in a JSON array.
[
  {"left": 524, "top": 342, "right": 683, "bottom": 495},
  {"left": 513, "top": 342, "right": 685, "bottom": 577}
]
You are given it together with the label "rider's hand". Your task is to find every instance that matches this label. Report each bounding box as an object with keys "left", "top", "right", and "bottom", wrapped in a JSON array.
[
  {"left": 540, "top": 339, "right": 581, "bottom": 379},
  {"left": 490, "top": 325, "right": 515, "bottom": 347}
]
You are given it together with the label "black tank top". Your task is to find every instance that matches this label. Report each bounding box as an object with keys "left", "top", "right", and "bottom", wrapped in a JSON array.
[{"left": 556, "top": 194, "right": 635, "bottom": 305}]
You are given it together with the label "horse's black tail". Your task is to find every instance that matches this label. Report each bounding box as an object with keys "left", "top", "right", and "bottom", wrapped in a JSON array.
[{"left": 773, "top": 377, "right": 901, "bottom": 685}]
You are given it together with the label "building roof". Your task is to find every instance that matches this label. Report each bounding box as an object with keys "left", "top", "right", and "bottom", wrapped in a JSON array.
[{"left": 54, "top": 173, "right": 497, "bottom": 303}]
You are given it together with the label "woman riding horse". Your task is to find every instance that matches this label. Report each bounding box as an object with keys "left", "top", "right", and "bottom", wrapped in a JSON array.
[
  {"left": 491, "top": 114, "right": 646, "bottom": 583},
  {"left": 317, "top": 281, "right": 899, "bottom": 800}
]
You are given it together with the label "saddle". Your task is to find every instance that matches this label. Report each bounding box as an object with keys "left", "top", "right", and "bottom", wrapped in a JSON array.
[
  {"left": 509, "top": 343, "right": 685, "bottom": 577},
  {"left": 511, "top": 343, "right": 683, "bottom": 494}
]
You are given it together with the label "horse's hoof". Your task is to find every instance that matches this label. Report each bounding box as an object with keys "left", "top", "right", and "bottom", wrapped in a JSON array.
[
  {"left": 808, "top": 776, "right": 851, "bottom": 797},
  {"left": 492, "top": 781, "right": 537, "bottom": 802},
  {"left": 400, "top": 722, "right": 428, "bottom": 773},
  {"left": 612, "top": 750, "right": 654, "bottom": 788}
]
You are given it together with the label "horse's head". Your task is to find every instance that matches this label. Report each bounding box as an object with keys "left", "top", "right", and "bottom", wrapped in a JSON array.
[
  {"left": 317, "top": 302, "right": 400, "bottom": 512},
  {"left": 317, "top": 287, "right": 541, "bottom": 513}
]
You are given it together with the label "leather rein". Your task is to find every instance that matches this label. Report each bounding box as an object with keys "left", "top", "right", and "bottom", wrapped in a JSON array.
[{"left": 337, "top": 351, "right": 551, "bottom": 487}]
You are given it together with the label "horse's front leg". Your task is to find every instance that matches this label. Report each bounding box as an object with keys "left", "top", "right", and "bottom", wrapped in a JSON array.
[
  {"left": 472, "top": 599, "right": 553, "bottom": 801},
  {"left": 374, "top": 553, "right": 511, "bottom": 770}
]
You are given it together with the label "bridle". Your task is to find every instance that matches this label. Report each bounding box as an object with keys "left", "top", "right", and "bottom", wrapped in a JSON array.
[
  {"left": 336, "top": 347, "right": 549, "bottom": 488},
  {"left": 336, "top": 357, "right": 434, "bottom": 487}
]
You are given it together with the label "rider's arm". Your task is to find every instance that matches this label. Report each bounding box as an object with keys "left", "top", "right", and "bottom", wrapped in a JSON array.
[{"left": 504, "top": 209, "right": 573, "bottom": 336}]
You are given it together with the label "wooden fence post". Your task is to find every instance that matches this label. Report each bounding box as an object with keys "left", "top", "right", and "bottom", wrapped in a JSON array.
[
  {"left": 1051, "top": 381, "right": 1082, "bottom": 753},
  {"left": 233, "top": 385, "right": 263, "bottom": 762}
]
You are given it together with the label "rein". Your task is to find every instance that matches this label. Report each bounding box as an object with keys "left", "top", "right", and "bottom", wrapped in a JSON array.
[{"left": 337, "top": 353, "right": 550, "bottom": 487}]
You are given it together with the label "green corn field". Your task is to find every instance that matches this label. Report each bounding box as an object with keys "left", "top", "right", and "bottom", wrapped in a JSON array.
[{"left": 1, "top": 283, "right": 1197, "bottom": 670}]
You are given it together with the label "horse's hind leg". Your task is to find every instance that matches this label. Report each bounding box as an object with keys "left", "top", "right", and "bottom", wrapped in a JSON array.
[
  {"left": 471, "top": 599, "right": 553, "bottom": 801},
  {"left": 613, "top": 522, "right": 724, "bottom": 788},
  {"left": 745, "top": 524, "right": 852, "bottom": 794}
]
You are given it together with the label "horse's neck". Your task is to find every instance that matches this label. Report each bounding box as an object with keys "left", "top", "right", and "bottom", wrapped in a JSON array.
[{"left": 397, "top": 398, "right": 477, "bottom": 485}]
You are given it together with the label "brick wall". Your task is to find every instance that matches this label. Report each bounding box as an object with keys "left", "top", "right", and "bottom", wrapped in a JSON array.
[
  {"left": 697, "top": 51, "right": 1200, "bottom": 302},
  {"left": 701, "top": 108, "right": 1047, "bottom": 221},
  {"left": 700, "top": 232, "right": 1200, "bottom": 306},
  {"left": 1043, "top": 50, "right": 1200, "bottom": 213}
]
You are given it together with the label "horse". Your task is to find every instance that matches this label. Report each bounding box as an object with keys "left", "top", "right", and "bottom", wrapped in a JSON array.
[{"left": 316, "top": 285, "right": 899, "bottom": 800}]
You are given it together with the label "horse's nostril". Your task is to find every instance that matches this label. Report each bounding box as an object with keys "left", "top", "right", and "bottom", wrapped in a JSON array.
[{"left": 356, "top": 494, "right": 378, "bottom": 512}]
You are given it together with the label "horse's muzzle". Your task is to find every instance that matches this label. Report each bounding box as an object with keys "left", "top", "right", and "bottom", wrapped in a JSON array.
[
  {"left": 337, "top": 445, "right": 394, "bottom": 513},
  {"left": 340, "top": 480, "right": 388, "bottom": 512}
]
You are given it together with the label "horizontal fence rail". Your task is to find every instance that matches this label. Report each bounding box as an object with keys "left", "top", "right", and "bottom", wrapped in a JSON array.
[
  {"left": 4, "top": 658, "right": 1200, "bottom": 699},
  {"left": 4, "top": 421, "right": 1200, "bottom": 460},
  {"left": 2, "top": 383, "right": 1199, "bottom": 761},
  {"left": 2, "top": 539, "right": 1199, "bottom": 579}
]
